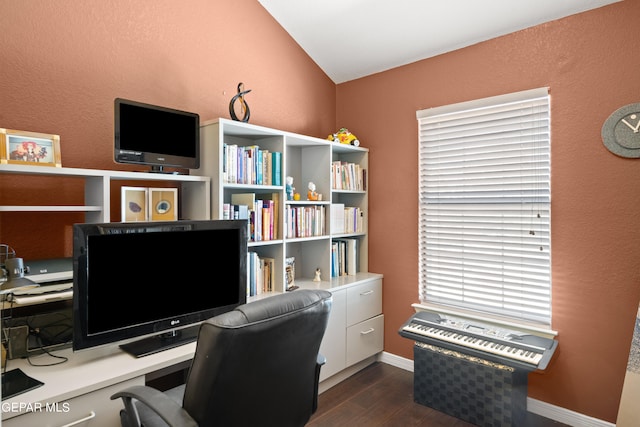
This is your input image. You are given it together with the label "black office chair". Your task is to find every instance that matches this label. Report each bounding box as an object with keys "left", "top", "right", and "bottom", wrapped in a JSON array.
[{"left": 111, "top": 289, "right": 332, "bottom": 427}]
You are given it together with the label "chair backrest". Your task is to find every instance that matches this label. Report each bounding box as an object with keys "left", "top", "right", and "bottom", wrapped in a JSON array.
[{"left": 182, "top": 289, "right": 332, "bottom": 427}]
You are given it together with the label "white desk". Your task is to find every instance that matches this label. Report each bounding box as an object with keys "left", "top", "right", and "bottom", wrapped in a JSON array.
[{"left": 2, "top": 342, "right": 196, "bottom": 426}]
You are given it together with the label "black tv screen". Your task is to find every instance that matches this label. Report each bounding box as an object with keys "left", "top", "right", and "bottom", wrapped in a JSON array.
[
  {"left": 114, "top": 98, "right": 200, "bottom": 172},
  {"left": 72, "top": 220, "right": 247, "bottom": 356}
]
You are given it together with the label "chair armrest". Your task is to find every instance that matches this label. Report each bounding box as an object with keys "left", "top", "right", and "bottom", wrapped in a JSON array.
[
  {"left": 312, "top": 353, "right": 326, "bottom": 414},
  {"left": 317, "top": 353, "right": 326, "bottom": 366},
  {"left": 111, "top": 385, "right": 198, "bottom": 427}
]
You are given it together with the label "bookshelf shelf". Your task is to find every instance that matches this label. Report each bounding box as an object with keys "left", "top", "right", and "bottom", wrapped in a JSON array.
[
  {"left": 0, "top": 205, "right": 103, "bottom": 212},
  {"left": 248, "top": 239, "right": 284, "bottom": 247},
  {"left": 332, "top": 189, "right": 366, "bottom": 195}
]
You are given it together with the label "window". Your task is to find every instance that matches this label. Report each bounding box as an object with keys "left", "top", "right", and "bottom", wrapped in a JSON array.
[{"left": 417, "top": 88, "right": 551, "bottom": 325}]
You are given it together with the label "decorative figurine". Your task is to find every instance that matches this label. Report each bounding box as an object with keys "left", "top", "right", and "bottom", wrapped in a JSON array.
[
  {"left": 313, "top": 268, "right": 322, "bottom": 282},
  {"left": 229, "top": 82, "right": 251, "bottom": 122},
  {"left": 307, "top": 182, "right": 319, "bottom": 201},
  {"left": 286, "top": 176, "right": 295, "bottom": 201}
]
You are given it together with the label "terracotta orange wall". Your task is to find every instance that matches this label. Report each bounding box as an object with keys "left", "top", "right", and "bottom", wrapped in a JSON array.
[
  {"left": 2, "top": 0, "right": 639, "bottom": 423},
  {"left": 0, "top": 0, "right": 335, "bottom": 259},
  {"left": 337, "top": 1, "right": 640, "bottom": 422}
]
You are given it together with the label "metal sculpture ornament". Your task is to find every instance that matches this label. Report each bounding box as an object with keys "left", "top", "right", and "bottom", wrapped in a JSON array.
[{"left": 229, "top": 82, "right": 251, "bottom": 122}]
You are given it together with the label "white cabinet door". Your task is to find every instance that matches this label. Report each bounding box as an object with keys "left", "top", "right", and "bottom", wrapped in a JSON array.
[{"left": 319, "top": 289, "right": 346, "bottom": 381}]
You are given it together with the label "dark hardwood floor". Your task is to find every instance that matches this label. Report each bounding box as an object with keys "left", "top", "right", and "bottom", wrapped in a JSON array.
[{"left": 308, "top": 362, "right": 568, "bottom": 427}]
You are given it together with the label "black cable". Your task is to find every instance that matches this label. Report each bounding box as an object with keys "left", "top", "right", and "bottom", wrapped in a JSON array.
[{"left": 26, "top": 333, "right": 68, "bottom": 367}]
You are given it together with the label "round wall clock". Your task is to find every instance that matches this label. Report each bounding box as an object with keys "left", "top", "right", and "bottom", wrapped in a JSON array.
[{"left": 602, "top": 102, "right": 640, "bottom": 158}]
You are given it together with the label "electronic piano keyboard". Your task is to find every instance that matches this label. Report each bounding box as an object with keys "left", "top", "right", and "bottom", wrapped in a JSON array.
[{"left": 399, "top": 311, "right": 558, "bottom": 372}]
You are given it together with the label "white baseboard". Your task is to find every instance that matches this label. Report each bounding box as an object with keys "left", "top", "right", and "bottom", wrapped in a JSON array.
[
  {"left": 377, "top": 352, "right": 615, "bottom": 427},
  {"left": 526, "top": 399, "right": 615, "bottom": 427}
]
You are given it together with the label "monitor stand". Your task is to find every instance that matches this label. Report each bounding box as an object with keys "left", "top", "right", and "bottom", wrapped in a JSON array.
[
  {"left": 119, "top": 325, "right": 199, "bottom": 358},
  {"left": 148, "top": 165, "right": 180, "bottom": 175}
]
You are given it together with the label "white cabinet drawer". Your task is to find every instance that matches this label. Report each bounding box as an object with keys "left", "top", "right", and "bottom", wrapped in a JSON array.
[
  {"left": 346, "top": 314, "right": 384, "bottom": 366},
  {"left": 4, "top": 377, "right": 143, "bottom": 427},
  {"left": 346, "top": 279, "right": 382, "bottom": 326}
]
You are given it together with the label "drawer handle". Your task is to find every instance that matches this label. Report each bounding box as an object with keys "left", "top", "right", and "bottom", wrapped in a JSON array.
[
  {"left": 60, "top": 411, "right": 96, "bottom": 427},
  {"left": 360, "top": 328, "right": 375, "bottom": 335},
  {"left": 360, "top": 290, "right": 374, "bottom": 296}
]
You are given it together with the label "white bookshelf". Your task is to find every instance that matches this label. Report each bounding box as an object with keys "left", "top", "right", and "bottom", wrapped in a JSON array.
[{"left": 195, "top": 119, "right": 383, "bottom": 383}]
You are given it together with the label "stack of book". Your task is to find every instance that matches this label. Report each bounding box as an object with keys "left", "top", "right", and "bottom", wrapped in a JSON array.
[
  {"left": 331, "top": 203, "right": 364, "bottom": 234},
  {"left": 284, "top": 205, "right": 326, "bottom": 238},
  {"left": 247, "top": 252, "right": 276, "bottom": 296},
  {"left": 344, "top": 207, "right": 364, "bottom": 234},
  {"left": 223, "top": 192, "right": 280, "bottom": 241},
  {"left": 331, "top": 238, "right": 358, "bottom": 277},
  {"left": 331, "top": 161, "right": 366, "bottom": 191},
  {"left": 223, "top": 143, "right": 282, "bottom": 186}
]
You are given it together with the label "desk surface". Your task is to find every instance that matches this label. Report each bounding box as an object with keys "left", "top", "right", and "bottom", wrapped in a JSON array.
[{"left": 2, "top": 342, "right": 196, "bottom": 420}]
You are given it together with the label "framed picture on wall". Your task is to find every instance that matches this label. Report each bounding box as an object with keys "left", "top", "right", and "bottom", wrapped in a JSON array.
[
  {"left": 0, "top": 128, "right": 62, "bottom": 167},
  {"left": 149, "top": 188, "right": 178, "bottom": 221},
  {"left": 121, "top": 186, "right": 148, "bottom": 222}
]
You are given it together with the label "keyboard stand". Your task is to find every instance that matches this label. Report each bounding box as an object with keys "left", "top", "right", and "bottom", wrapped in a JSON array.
[{"left": 413, "top": 342, "right": 528, "bottom": 427}]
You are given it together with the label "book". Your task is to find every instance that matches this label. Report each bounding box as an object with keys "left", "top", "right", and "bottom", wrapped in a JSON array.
[
  {"left": 272, "top": 151, "right": 282, "bottom": 186},
  {"left": 247, "top": 251, "right": 255, "bottom": 296},
  {"left": 345, "top": 238, "right": 358, "bottom": 275},
  {"left": 264, "top": 192, "right": 280, "bottom": 240},
  {"left": 231, "top": 193, "right": 256, "bottom": 207},
  {"left": 233, "top": 204, "right": 249, "bottom": 220},
  {"left": 264, "top": 150, "right": 271, "bottom": 186},
  {"left": 255, "top": 147, "right": 263, "bottom": 184},
  {"left": 331, "top": 239, "right": 343, "bottom": 276},
  {"left": 256, "top": 253, "right": 264, "bottom": 295},
  {"left": 262, "top": 257, "right": 276, "bottom": 293}
]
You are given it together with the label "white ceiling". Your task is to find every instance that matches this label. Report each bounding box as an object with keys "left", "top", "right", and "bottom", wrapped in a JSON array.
[{"left": 258, "top": 0, "right": 620, "bottom": 83}]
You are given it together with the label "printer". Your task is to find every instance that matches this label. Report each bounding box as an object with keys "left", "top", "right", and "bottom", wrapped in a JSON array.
[{"left": 2, "top": 257, "right": 73, "bottom": 359}]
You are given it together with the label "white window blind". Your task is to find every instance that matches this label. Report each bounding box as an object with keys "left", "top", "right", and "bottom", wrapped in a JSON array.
[{"left": 417, "top": 88, "right": 551, "bottom": 325}]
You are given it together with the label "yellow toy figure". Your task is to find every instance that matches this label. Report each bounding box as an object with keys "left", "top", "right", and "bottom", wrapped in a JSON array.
[{"left": 327, "top": 128, "right": 360, "bottom": 146}]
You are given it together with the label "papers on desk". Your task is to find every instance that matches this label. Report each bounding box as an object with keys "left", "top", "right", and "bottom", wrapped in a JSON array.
[{"left": 8, "top": 282, "right": 73, "bottom": 306}]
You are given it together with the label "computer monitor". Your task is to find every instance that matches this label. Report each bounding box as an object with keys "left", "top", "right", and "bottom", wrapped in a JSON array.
[{"left": 72, "top": 219, "right": 247, "bottom": 357}]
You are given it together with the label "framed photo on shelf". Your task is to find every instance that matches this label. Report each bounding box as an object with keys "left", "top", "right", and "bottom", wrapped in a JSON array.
[
  {"left": 121, "top": 186, "right": 148, "bottom": 222},
  {"left": 0, "top": 128, "right": 62, "bottom": 167},
  {"left": 149, "top": 188, "right": 178, "bottom": 221},
  {"left": 285, "top": 256, "right": 296, "bottom": 290}
]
